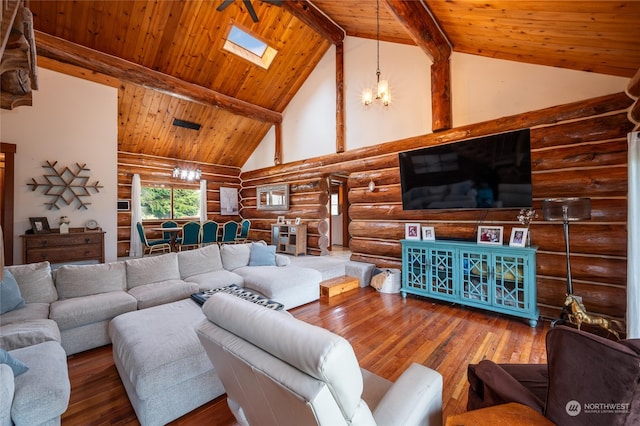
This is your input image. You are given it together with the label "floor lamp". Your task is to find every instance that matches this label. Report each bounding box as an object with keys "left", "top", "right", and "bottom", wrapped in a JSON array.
[
  {"left": 542, "top": 197, "right": 623, "bottom": 339},
  {"left": 542, "top": 197, "right": 591, "bottom": 295}
]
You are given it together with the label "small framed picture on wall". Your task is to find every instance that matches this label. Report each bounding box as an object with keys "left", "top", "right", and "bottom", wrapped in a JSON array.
[
  {"left": 421, "top": 226, "right": 435, "bottom": 241},
  {"left": 477, "top": 226, "right": 503, "bottom": 245},
  {"left": 405, "top": 223, "right": 421, "bottom": 240}
]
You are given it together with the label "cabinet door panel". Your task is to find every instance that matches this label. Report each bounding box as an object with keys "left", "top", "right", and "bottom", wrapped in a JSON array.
[
  {"left": 405, "top": 246, "right": 429, "bottom": 291},
  {"left": 494, "top": 254, "right": 529, "bottom": 311},
  {"left": 429, "top": 248, "right": 455, "bottom": 298},
  {"left": 460, "top": 250, "right": 491, "bottom": 305}
]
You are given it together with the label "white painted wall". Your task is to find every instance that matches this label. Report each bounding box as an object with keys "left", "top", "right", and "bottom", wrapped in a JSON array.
[
  {"left": 243, "top": 37, "right": 629, "bottom": 172},
  {"left": 451, "top": 54, "right": 629, "bottom": 126},
  {"left": 0, "top": 68, "right": 118, "bottom": 263}
]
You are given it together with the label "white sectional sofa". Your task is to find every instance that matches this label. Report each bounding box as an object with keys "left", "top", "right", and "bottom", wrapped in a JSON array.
[{"left": 0, "top": 241, "right": 322, "bottom": 425}]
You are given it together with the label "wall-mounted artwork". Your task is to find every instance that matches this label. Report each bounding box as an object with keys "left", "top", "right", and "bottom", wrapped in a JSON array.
[
  {"left": 220, "top": 187, "right": 239, "bottom": 215},
  {"left": 27, "top": 161, "right": 103, "bottom": 210}
]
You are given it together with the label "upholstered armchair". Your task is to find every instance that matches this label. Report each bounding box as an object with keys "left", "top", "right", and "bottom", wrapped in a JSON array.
[
  {"left": 467, "top": 325, "right": 640, "bottom": 426},
  {"left": 197, "top": 292, "right": 443, "bottom": 426}
]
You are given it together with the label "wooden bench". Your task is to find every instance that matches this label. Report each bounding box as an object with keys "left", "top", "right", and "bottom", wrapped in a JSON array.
[{"left": 320, "top": 275, "right": 359, "bottom": 298}]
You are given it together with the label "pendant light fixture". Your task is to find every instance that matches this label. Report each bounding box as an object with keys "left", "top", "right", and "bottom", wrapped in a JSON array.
[{"left": 362, "top": 0, "right": 390, "bottom": 107}]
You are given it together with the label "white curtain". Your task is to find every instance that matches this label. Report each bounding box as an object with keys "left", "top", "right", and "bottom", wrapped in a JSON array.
[
  {"left": 129, "top": 174, "right": 143, "bottom": 258},
  {"left": 200, "top": 179, "right": 208, "bottom": 223},
  {"left": 628, "top": 131, "right": 640, "bottom": 338}
]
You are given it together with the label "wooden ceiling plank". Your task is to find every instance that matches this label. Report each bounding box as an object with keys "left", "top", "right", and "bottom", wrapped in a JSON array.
[
  {"left": 280, "top": 0, "right": 345, "bottom": 45},
  {"left": 35, "top": 30, "right": 282, "bottom": 124},
  {"left": 384, "top": 0, "right": 451, "bottom": 62}
]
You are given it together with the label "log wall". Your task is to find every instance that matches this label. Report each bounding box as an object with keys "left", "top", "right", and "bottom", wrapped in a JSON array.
[
  {"left": 240, "top": 92, "right": 634, "bottom": 322},
  {"left": 117, "top": 152, "right": 241, "bottom": 257}
]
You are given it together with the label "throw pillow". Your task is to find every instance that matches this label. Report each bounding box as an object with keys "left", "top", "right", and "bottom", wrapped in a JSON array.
[
  {"left": 0, "top": 348, "right": 28, "bottom": 376},
  {"left": 0, "top": 270, "right": 25, "bottom": 315},
  {"left": 249, "top": 243, "right": 276, "bottom": 266}
]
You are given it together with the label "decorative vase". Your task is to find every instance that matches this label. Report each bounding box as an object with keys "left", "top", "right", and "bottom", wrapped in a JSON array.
[
  {"left": 60, "top": 223, "right": 69, "bottom": 234},
  {"left": 526, "top": 230, "right": 531, "bottom": 247}
]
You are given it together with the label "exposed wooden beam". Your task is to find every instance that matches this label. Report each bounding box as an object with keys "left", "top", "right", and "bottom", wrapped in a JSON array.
[
  {"left": 34, "top": 31, "right": 282, "bottom": 124},
  {"left": 336, "top": 42, "right": 345, "bottom": 153},
  {"left": 281, "top": 0, "right": 344, "bottom": 45},
  {"left": 383, "top": 0, "right": 451, "bottom": 63},
  {"left": 431, "top": 59, "right": 452, "bottom": 131},
  {"left": 274, "top": 123, "right": 283, "bottom": 165},
  {"left": 384, "top": 0, "right": 452, "bottom": 131}
]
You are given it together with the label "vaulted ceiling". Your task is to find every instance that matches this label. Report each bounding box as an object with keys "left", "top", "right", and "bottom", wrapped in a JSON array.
[{"left": 26, "top": 0, "right": 640, "bottom": 168}]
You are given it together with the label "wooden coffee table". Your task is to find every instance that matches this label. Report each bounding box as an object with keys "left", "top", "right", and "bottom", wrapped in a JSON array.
[{"left": 445, "top": 403, "right": 554, "bottom": 426}]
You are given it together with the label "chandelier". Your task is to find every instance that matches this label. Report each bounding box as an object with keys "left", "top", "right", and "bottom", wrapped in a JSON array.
[
  {"left": 362, "top": 0, "right": 390, "bottom": 107},
  {"left": 172, "top": 167, "right": 201, "bottom": 181}
]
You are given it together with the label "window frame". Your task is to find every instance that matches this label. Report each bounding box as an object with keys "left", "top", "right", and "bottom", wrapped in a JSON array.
[{"left": 141, "top": 184, "right": 201, "bottom": 221}]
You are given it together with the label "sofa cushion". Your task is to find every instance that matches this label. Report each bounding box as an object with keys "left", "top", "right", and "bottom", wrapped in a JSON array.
[
  {"left": 6, "top": 262, "right": 58, "bottom": 304},
  {"left": 249, "top": 243, "right": 276, "bottom": 266},
  {"left": 0, "top": 364, "right": 14, "bottom": 426},
  {"left": 0, "top": 319, "right": 61, "bottom": 351},
  {"left": 178, "top": 244, "right": 224, "bottom": 279},
  {"left": 0, "top": 302, "right": 50, "bottom": 326},
  {"left": 220, "top": 243, "right": 253, "bottom": 271},
  {"left": 235, "top": 265, "right": 321, "bottom": 310},
  {"left": 1, "top": 270, "right": 25, "bottom": 314},
  {"left": 50, "top": 291, "right": 138, "bottom": 331},
  {"left": 127, "top": 280, "right": 199, "bottom": 310},
  {"left": 109, "top": 299, "right": 213, "bottom": 400},
  {"left": 0, "top": 348, "right": 28, "bottom": 376},
  {"left": 275, "top": 254, "right": 291, "bottom": 267},
  {"left": 10, "top": 341, "right": 70, "bottom": 425},
  {"left": 54, "top": 262, "right": 127, "bottom": 299},
  {"left": 125, "top": 253, "right": 180, "bottom": 288},
  {"left": 183, "top": 269, "right": 244, "bottom": 291}
]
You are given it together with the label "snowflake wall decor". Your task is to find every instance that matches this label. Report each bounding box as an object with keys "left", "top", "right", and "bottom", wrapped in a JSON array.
[{"left": 27, "top": 161, "right": 103, "bottom": 210}]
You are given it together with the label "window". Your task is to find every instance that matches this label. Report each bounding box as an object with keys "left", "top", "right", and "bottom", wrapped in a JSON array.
[
  {"left": 223, "top": 25, "right": 277, "bottom": 69},
  {"left": 141, "top": 186, "right": 200, "bottom": 220},
  {"left": 331, "top": 193, "right": 340, "bottom": 216}
]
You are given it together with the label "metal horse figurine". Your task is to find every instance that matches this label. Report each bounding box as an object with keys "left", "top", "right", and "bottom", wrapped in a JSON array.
[{"left": 564, "top": 294, "right": 624, "bottom": 340}]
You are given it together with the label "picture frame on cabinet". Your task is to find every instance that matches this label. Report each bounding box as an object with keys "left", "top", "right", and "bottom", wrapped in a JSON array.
[
  {"left": 509, "top": 227, "right": 528, "bottom": 247},
  {"left": 29, "top": 217, "right": 51, "bottom": 234},
  {"left": 276, "top": 216, "right": 285, "bottom": 224},
  {"left": 295, "top": 217, "right": 301, "bottom": 225},
  {"left": 405, "top": 223, "right": 421, "bottom": 240},
  {"left": 421, "top": 226, "right": 435, "bottom": 241},
  {"left": 477, "top": 225, "right": 503, "bottom": 245}
]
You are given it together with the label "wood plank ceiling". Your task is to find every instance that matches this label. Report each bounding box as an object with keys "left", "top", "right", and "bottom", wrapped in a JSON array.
[{"left": 26, "top": 0, "right": 640, "bottom": 168}]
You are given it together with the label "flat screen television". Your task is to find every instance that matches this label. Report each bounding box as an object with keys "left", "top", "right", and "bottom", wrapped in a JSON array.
[{"left": 399, "top": 129, "right": 532, "bottom": 210}]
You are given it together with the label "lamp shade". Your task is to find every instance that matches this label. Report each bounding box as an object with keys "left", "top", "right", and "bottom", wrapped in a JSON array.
[{"left": 542, "top": 197, "right": 591, "bottom": 221}]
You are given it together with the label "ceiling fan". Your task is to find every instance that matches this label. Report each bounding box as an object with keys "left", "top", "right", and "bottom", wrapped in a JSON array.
[{"left": 216, "top": 0, "right": 283, "bottom": 23}]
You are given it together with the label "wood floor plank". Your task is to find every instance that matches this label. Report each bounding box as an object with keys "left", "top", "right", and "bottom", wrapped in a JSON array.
[{"left": 62, "top": 287, "right": 550, "bottom": 425}]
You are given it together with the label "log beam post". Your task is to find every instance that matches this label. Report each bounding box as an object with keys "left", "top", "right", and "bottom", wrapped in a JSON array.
[
  {"left": 336, "top": 42, "right": 345, "bottom": 153},
  {"left": 384, "top": 0, "right": 452, "bottom": 131}
]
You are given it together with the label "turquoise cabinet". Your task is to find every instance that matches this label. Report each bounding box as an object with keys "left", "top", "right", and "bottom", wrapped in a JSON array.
[{"left": 401, "top": 239, "right": 539, "bottom": 326}]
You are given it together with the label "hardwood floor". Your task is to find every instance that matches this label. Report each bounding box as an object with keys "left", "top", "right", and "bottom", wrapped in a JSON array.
[{"left": 62, "top": 287, "right": 550, "bottom": 425}]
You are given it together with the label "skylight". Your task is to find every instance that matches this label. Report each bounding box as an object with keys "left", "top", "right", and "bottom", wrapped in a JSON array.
[{"left": 223, "top": 25, "right": 277, "bottom": 69}]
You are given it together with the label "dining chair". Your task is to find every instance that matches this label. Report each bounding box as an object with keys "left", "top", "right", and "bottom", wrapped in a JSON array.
[
  {"left": 200, "top": 220, "right": 219, "bottom": 246},
  {"left": 221, "top": 221, "right": 239, "bottom": 244},
  {"left": 235, "top": 219, "right": 251, "bottom": 243},
  {"left": 136, "top": 222, "right": 171, "bottom": 256},
  {"left": 161, "top": 220, "right": 182, "bottom": 244},
  {"left": 180, "top": 221, "right": 201, "bottom": 251}
]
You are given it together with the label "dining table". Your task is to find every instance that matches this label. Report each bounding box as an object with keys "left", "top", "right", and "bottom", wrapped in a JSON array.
[{"left": 151, "top": 226, "right": 182, "bottom": 252}]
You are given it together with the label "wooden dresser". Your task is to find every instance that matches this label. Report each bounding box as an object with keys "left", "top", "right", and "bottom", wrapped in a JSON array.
[{"left": 22, "top": 228, "right": 105, "bottom": 264}]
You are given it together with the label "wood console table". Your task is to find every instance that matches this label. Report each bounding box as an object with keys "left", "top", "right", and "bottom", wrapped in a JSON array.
[{"left": 22, "top": 228, "right": 105, "bottom": 264}]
